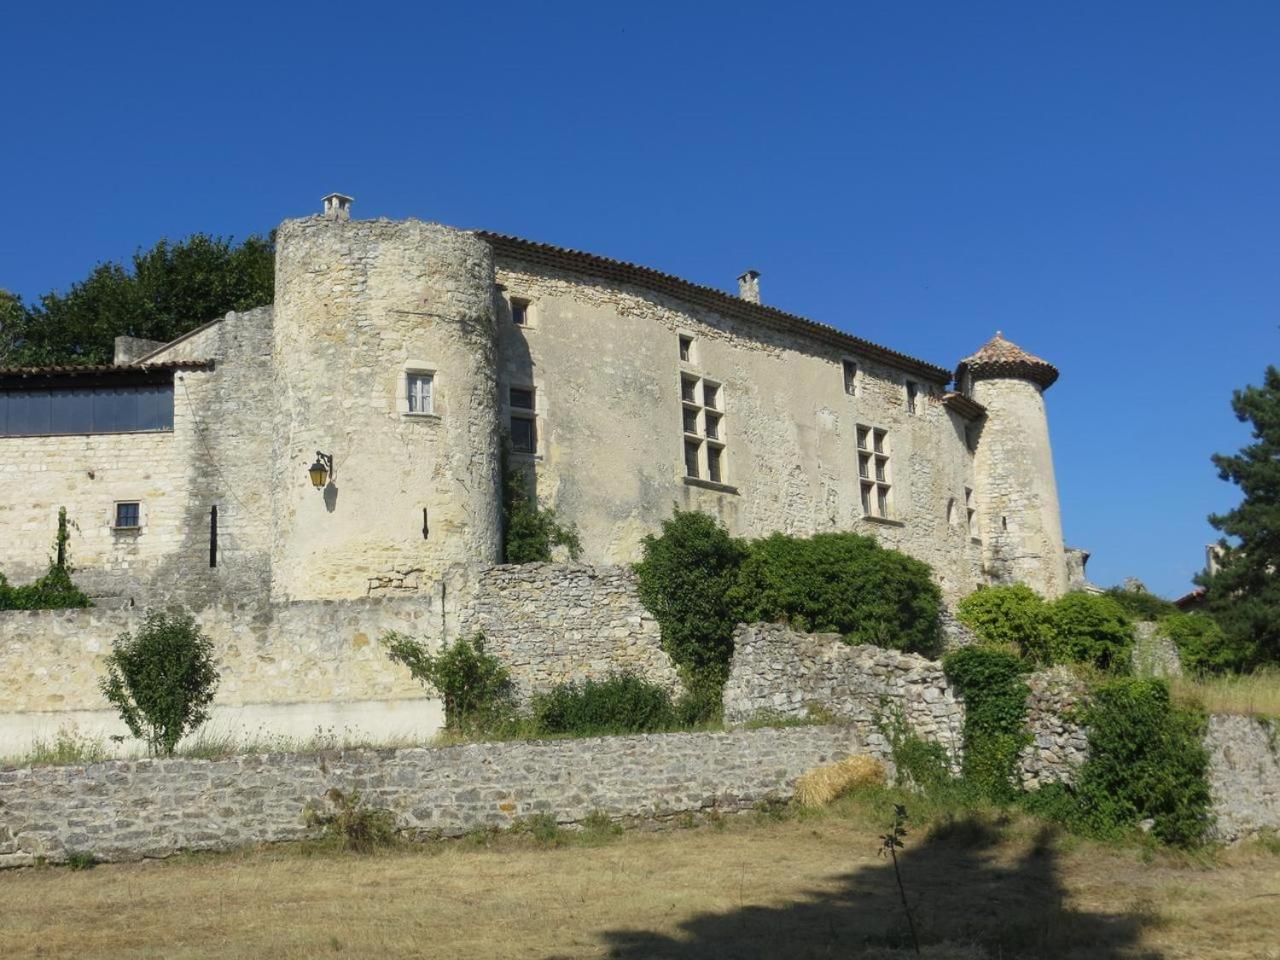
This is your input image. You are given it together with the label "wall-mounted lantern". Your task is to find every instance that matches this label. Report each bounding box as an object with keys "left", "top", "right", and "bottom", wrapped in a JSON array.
[{"left": 308, "top": 451, "right": 333, "bottom": 489}]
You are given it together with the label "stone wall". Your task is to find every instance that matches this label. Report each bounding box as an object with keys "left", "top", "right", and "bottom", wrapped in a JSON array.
[
  {"left": 493, "top": 255, "right": 987, "bottom": 603},
  {"left": 1205, "top": 714, "right": 1280, "bottom": 843},
  {"left": 0, "top": 725, "right": 864, "bottom": 866},
  {"left": 721, "top": 623, "right": 965, "bottom": 767},
  {"left": 1018, "top": 667, "right": 1089, "bottom": 790},
  {"left": 459, "top": 563, "right": 681, "bottom": 700},
  {"left": 0, "top": 599, "right": 441, "bottom": 755},
  {"left": 1131, "top": 621, "right": 1183, "bottom": 678}
]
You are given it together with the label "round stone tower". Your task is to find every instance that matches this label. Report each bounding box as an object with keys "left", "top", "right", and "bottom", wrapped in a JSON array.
[
  {"left": 269, "top": 200, "right": 502, "bottom": 601},
  {"left": 957, "top": 333, "right": 1069, "bottom": 598}
]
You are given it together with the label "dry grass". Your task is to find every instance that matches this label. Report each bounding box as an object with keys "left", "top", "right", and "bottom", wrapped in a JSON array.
[
  {"left": 1, "top": 797, "right": 1277, "bottom": 960},
  {"left": 794, "top": 754, "right": 886, "bottom": 807},
  {"left": 1172, "top": 667, "right": 1280, "bottom": 717}
]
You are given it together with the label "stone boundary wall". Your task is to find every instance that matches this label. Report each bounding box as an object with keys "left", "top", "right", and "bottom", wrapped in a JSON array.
[
  {"left": 1205, "top": 714, "right": 1280, "bottom": 843},
  {"left": 1017, "top": 667, "right": 1089, "bottom": 790},
  {"left": 0, "top": 599, "right": 441, "bottom": 754},
  {"left": 459, "top": 563, "right": 681, "bottom": 700},
  {"left": 0, "top": 725, "right": 864, "bottom": 866},
  {"left": 721, "top": 624, "right": 965, "bottom": 767}
]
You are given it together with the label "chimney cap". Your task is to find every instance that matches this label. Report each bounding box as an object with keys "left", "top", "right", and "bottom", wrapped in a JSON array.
[
  {"left": 322, "top": 193, "right": 354, "bottom": 220},
  {"left": 737, "top": 269, "right": 761, "bottom": 304}
]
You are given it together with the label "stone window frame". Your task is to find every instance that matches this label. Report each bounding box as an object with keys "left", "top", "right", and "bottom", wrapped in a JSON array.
[
  {"left": 112, "top": 499, "right": 143, "bottom": 534},
  {"left": 841, "top": 357, "right": 859, "bottom": 397},
  {"left": 905, "top": 379, "right": 920, "bottom": 415},
  {"left": 507, "top": 382, "right": 541, "bottom": 459},
  {"left": 680, "top": 373, "right": 729, "bottom": 487},
  {"left": 856, "top": 424, "right": 893, "bottom": 521},
  {"left": 965, "top": 486, "right": 980, "bottom": 541},
  {"left": 397, "top": 362, "right": 440, "bottom": 420},
  {"left": 507, "top": 294, "right": 535, "bottom": 329},
  {"left": 677, "top": 331, "right": 696, "bottom": 365}
]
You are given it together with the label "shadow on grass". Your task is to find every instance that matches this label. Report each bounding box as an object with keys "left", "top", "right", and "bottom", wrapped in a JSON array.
[{"left": 581, "top": 816, "right": 1163, "bottom": 960}]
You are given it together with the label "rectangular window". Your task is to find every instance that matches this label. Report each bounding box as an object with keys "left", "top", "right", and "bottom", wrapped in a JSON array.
[
  {"left": 842, "top": 360, "right": 858, "bottom": 396},
  {"left": 679, "top": 374, "right": 728, "bottom": 485},
  {"left": 906, "top": 381, "right": 918, "bottom": 415},
  {"left": 0, "top": 382, "right": 174, "bottom": 437},
  {"left": 684, "top": 439, "right": 701, "bottom": 478},
  {"left": 511, "top": 298, "right": 529, "bottom": 327},
  {"left": 509, "top": 386, "right": 537, "bottom": 454},
  {"left": 706, "top": 444, "right": 723, "bottom": 483},
  {"left": 678, "top": 334, "right": 693, "bottom": 362},
  {"left": 681, "top": 375, "right": 699, "bottom": 404},
  {"left": 406, "top": 373, "right": 434, "bottom": 414},
  {"left": 857, "top": 424, "right": 892, "bottom": 519},
  {"left": 115, "top": 501, "right": 141, "bottom": 529}
]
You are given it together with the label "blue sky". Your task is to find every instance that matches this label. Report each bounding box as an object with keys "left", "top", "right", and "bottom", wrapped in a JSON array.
[{"left": 2, "top": 2, "right": 1276, "bottom": 598}]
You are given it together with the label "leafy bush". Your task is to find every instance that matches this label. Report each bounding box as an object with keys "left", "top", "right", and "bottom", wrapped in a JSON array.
[
  {"left": 729, "top": 532, "right": 942, "bottom": 653},
  {"left": 306, "top": 789, "right": 397, "bottom": 853},
  {"left": 1104, "top": 586, "right": 1177, "bottom": 622},
  {"left": 633, "top": 509, "right": 748, "bottom": 681},
  {"left": 1049, "top": 592, "right": 1134, "bottom": 672},
  {"left": 533, "top": 673, "right": 676, "bottom": 736},
  {"left": 0, "top": 508, "right": 91, "bottom": 611},
  {"left": 1070, "top": 678, "right": 1211, "bottom": 846},
  {"left": 956, "top": 584, "right": 1054, "bottom": 662},
  {"left": 502, "top": 467, "right": 581, "bottom": 564},
  {"left": 877, "top": 705, "right": 955, "bottom": 796},
  {"left": 381, "top": 632, "right": 513, "bottom": 732},
  {"left": 672, "top": 672, "right": 725, "bottom": 727},
  {"left": 1157, "top": 612, "right": 1243, "bottom": 675},
  {"left": 98, "top": 611, "right": 220, "bottom": 756},
  {"left": 943, "top": 647, "right": 1031, "bottom": 801}
]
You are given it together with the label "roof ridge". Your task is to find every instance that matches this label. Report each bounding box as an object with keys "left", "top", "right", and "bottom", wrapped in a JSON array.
[{"left": 476, "top": 230, "right": 953, "bottom": 383}]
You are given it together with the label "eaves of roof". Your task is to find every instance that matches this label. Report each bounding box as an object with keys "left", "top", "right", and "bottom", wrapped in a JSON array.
[{"left": 477, "top": 231, "right": 954, "bottom": 385}]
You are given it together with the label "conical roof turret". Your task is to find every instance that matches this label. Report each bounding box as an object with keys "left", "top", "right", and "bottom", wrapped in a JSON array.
[{"left": 956, "top": 332, "right": 1059, "bottom": 390}]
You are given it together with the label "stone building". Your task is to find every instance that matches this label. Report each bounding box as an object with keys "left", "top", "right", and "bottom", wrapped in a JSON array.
[{"left": 0, "top": 195, "right": 1076, "bottom": 609}]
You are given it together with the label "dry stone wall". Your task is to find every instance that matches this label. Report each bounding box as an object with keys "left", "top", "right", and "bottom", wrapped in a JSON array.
[
  {"left": 721, "top": 623, "right": 965, "bottom": 768},
  {"left": 1205, "top": 714, "right": 1280, "bottom": 843},
  {"left": 0, "top": 725, "right": 864, "bottom": 866},
  {"left": 459, "top": 563, "right": 681, "bottom": 700},
  {"left": 1018, "top": 667, "right": 1089, "bottom": 789}
]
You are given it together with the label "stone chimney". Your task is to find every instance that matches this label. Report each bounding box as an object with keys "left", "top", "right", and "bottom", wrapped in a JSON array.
[
  {"left": 322, "top": 193, "right": 353, "bottom": 221},
  {"left": 737, "top": 269, "right": 761, "bottom": 304}
]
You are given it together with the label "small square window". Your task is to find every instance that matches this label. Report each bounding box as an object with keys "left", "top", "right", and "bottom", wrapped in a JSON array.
[
  {"left": 683, "top": 407, "right": 699, "bottom": 435},
  {"left": 510, "top": 387, "right": 535, "bottom": 411},
  {"left": 906, "top": 381, "right": 919, "bottom": 415},
  {"left": 681, "top": 376, "right": 699, "bottom": 404},
  {"left": 511, "top": 416, "right": 537, "bottom": 454},
  {"left": 115, "top": 501, "right": 140, "bottom": 529},
  {"left": 511, "top": 298, "right": 530, "bottom": 327},
  {"left": 702, "top": 382, "right": 719, "bottom": 410},
  {"left": 406, "top": 373, "right": 434, "bottom": 414},
  {"left": 678, "top": 335, "right": 693, "bottom": 362},
  {"left": 842, "top": 360, "right": 858, "bottom": 396},
  {"left": 704, "top": 412, "right": 721, "bottom": 440}
]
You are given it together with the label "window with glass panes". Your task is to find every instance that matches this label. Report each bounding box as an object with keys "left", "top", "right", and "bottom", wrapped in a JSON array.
[
  {"left": 857, "top": 425, "right": 892, "bottom": 518},
  {"left": 680, "top": 375, "right": 725, "bottom": 481},
  {"left": 509, "top": 386, "right": 537, "bottom": 454},
  {"left": 406, "top": 373, "right": 434, "bottom": 414}
]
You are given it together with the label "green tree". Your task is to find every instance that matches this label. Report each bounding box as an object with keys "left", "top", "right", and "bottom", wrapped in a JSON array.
[
  {"left": 633, "top": 509, "right": 748, "bottom": 682},
  {"left": 381, "top": 632, "right": 513, "bottom": 732},
  {"left": 729, "top": 531, "right": 942, "bottom": 654},
  {"left": 1196, "top": 366, "right": 1280, "bottom": 667},
  {"left": 99, "top": 612, "right": 220, "bottom": 756},
  {"left": 1, "top": 233, "right": 274, "bottom": 366},
  {"left": 956, "top": 584, "right": 1054, "bottom": 661},
  {"left": 1049, "top": 592, "right": 1134, "bottom": 672}
]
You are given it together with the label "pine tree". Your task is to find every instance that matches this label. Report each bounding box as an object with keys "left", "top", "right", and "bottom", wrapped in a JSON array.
[{"left": 1195, "top": 365, "right": 1280, "bottom": 667}]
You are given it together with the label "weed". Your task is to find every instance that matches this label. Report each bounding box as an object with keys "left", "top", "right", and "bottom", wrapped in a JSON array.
[
  {"left": 65, "top": 851, "right": 98, "bottom": 871},
  {"left": 304, "top": 789, "right": 397, "bottom": 853}
]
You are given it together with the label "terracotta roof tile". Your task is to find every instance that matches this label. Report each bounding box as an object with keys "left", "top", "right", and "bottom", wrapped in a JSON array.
[
  {"left": 956, "top": 332, "right": 1058, "bottom": 389},
  {"left": 478, "top": 231, "right": 954, "bottom": 384}
]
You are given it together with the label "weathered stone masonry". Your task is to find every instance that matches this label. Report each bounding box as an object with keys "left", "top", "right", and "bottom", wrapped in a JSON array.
[{"left": 0, "top": 725, "right": 863, "bottom": 866}]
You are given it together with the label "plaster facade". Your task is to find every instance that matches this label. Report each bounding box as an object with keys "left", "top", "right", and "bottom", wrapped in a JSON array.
[{"left": 0, "top": 198, "right": 1075, "bottom": 615}]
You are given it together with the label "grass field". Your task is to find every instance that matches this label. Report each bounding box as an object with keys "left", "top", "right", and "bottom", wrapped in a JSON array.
[
  {"left": 1, "top": 794, "right": 1276, "bottom": 960},
  {"left": 1172, "top": 667, "right": 1280, "bottom": 718}
]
